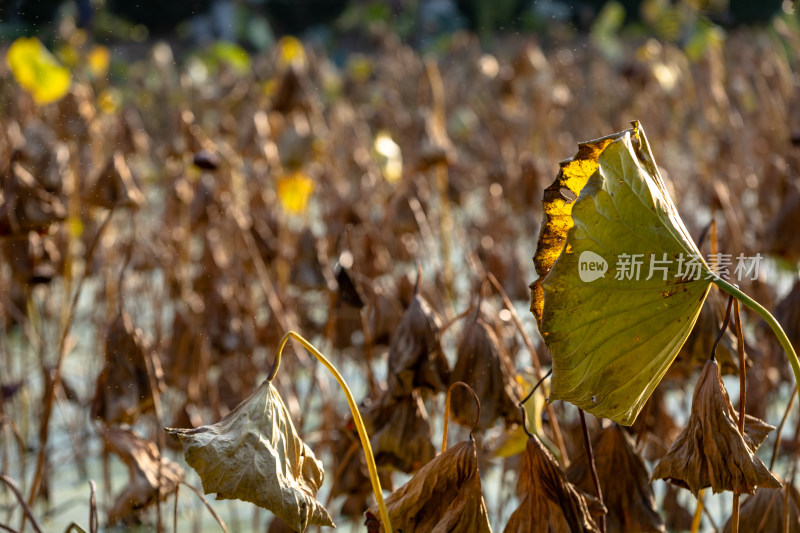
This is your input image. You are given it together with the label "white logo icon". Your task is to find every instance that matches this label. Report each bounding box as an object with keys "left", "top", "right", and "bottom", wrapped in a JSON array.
[{"left": 578, "top": 251, "right": 608, "bottom": 282}]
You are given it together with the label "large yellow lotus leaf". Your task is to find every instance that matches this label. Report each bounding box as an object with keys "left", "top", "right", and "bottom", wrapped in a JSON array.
[
  {"left": 531, "top": 123, "right": 712, "bottom": 425},
  {"left": 167, "top": 380, "right": 334, "bottom": 532},
  {"left": 7, "top": 37, "right": 71, "bottom": 105}
]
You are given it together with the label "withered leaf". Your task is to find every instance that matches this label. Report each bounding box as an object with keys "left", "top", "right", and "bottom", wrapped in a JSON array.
[
  {"left": 363, "top": 390, "right": 436, "bottom": 473},
  {"left": 91, "top": 312, "right": 161, "bottom": 425},
  {"left": 86, "top": 151, "right": 145, "bottom": 209},
  {"left": 103, "top": 427, "right": 184, "bottom": 525},
  {"left": 387, "top": 292, "right": 450, "bottom": 396},
  {"left": 450, "top": 313, "right": 521, "bottom": 430},
  {"left": 722, "top": 484, "right": 800, "bottom": 533},
  {"left": 567, "top": 425, "right": 665, "bottom": 533},
  {"left": 0, "top": 162, "right": 66, "bottom": 236},
  {"left": 366, "top": 439, "right": 492, "bottom": 532},
  {"left": 651, "top": 359, "right": 781, "bottom": 496},
  {"left": 166, "top": 379, "right": 334, "bottom": 532},
  {"left": 504, "top": 435, "right": 601, "bottom": 533}
]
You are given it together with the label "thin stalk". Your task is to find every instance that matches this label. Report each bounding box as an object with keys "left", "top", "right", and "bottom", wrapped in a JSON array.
[
  {"left": 770, "top": 385, "right": 797, "bottom": 470},
  {"left": 270, "top": 331, "right": 392, "bottom": 533},
  {"left": 442, "top": 381, "right": 481, "bottom": 453},
  {"left": 89, "top": 481, "right": 97, "bottom": 533},
  {"left": 712, "top": 276, "right": 800, "bottom": 417},
  {"left": 177, "top": 481, "right": 229, "bottom": 533},
  {"left": 691, "top": 489, "right": 705, "bottom": 533},
  {"left": 27, "top": 207, "right": 115, "bottom": 510},
  {"left": 486, "top": 272, "right": 569, "bottom": 466},
  {"left": 578, "top": 409, "right": 605, "bottom": 533},
  {"left": 0, "top": 475, "right": 43, "bottom": 533},
  {"left": 731, "top": 299, "right": 747, "bottom": 533}
]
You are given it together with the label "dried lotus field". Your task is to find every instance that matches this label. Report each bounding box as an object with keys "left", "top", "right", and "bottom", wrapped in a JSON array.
[{"left": 2, "top": 8, "right": 800, "bottom": 533}]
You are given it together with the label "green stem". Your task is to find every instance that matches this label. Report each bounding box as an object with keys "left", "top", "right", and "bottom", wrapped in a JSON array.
[
  {"left": 271, "top": 332, "right": 392, "bottom": 533},
  {"left": 711, "top": 276, "right": 800, "bottom": 416}
]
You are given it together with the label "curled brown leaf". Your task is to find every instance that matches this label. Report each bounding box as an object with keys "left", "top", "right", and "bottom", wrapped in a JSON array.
[{"left": 651, "top": 359, "right": 781, "bottom": 496}]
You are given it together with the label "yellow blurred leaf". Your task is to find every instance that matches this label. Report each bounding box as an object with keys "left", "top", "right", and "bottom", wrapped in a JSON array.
[
  {"left": 88, "top": 45, "right": 110, "bottom": 78},
  {"left": 97, "top": 88, "right": 121, "bottom": 115},
  {"left": 277, "top": 36, "right": 305, "bottom": 69},
  {"left": 7, "top": 37, "right": 71, "bottom": 105},
  {"left": 277, "top": 172, "right": 314, "bottom": 215}
]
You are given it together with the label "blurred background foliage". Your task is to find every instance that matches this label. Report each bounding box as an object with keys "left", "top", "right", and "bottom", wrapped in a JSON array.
[{"left": 0, "top": 0, "right": 792, "bottom": 53}]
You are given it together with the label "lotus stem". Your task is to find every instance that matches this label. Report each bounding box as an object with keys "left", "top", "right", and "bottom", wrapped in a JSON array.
[
  {"left": 271, "top": 332, "right": 392, "bottom": 533},
  {"left": 442, "top": 381, "right": 481, "bottom": 453},
  {"left": 711, "top": 276, "right": 800, "bottom": 419},
  {"left": 690, "top": 489, "right": 704, "bottom": 533},
  {"left": 578, "top": 410, "right": 605, "bottom": 533}
]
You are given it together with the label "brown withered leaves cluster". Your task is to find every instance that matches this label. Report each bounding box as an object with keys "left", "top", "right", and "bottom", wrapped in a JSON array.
[
  {"left": 652, "top": 359, "right": 781, "bottom": 495},
  {"left": 568, "top": 425, "right": 665, "bottom": 533}
]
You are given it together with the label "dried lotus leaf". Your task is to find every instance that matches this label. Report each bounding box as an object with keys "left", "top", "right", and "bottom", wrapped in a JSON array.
[
  {"left": 387, "top": 292, "right": 449, "bottom": 396},
  {"left": 651, "top": 359, "right": 781, "bottom": 496},
  {"left": 504, "top": 435, "right": 600, "bottom": 533},
  {"left": 167, "top": 379, "right": 333, "bottom": 532},
  {"left": 568, "top": 425, "right": 665, "bottom": 533},
  {"left": 366, "top": 439, "right": 492, "bottom": 532}
]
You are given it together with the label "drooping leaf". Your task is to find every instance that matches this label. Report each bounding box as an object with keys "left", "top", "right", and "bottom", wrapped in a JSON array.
[
  {"left": 166, "top": 379, "right": 334, "bottom": 532},
  {"left": 651, "top": 359, "right": 781, "bottom": 495},
  {"left": 450, "top": 312, "right": 521, "bottom": 430},
  {"left": 102, "top": 428, "right": 184, "bottom": 525},
  {"left": 567, "top": 424, "right": 665, "bottom": 533},
  {"left": 6, "top": 37, "right": 71, "bottom": 105},
  {"left": 91, "top": 312, "right": 161, "bottom": 425},
  {"left": 366, "top": 439, "right": 492, "bottom": 532},
  {"left": 504, "top": 435, "right": 601, "bottom": 533},
  {"left": 387, "top": 291, "right": 450, "bottom": 396},
  {"left": 531, "top": 123, "right": 713, "bottom": 425},
  {"left": 362, "top": 390, "right": 436, "bottom": 473}
]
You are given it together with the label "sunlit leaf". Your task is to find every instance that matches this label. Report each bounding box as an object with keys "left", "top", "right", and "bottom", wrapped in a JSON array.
[
  {"left": 277, "top": 172, "right": 315, "bottom": 215},
  {"left": 531, "top": 123, "right": 712, "bottom": 425},
  {"left": 166, "top": 379, "right": 334, "bottom": 532},
  {"left": 7, "top": 37, "right": 71, "bottom": 105}
]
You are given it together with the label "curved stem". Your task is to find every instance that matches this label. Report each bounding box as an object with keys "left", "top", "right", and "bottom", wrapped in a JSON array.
[
  {"left": 712, "top": 276, "right": 800, "bottom": 417},
  {"left": 578, "top": 410, "right": 604, "bottom": 533},
  {"left": 271, "top": 332, "right": 392, "bottom": 533},
  {"left": 442, "top": 381, "right": 481, "bottom": 453}
]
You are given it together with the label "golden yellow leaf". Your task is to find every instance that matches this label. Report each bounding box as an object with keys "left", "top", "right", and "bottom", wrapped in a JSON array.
[{"left": 7, "top": 37, "right": 71, "bottom": 105}]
